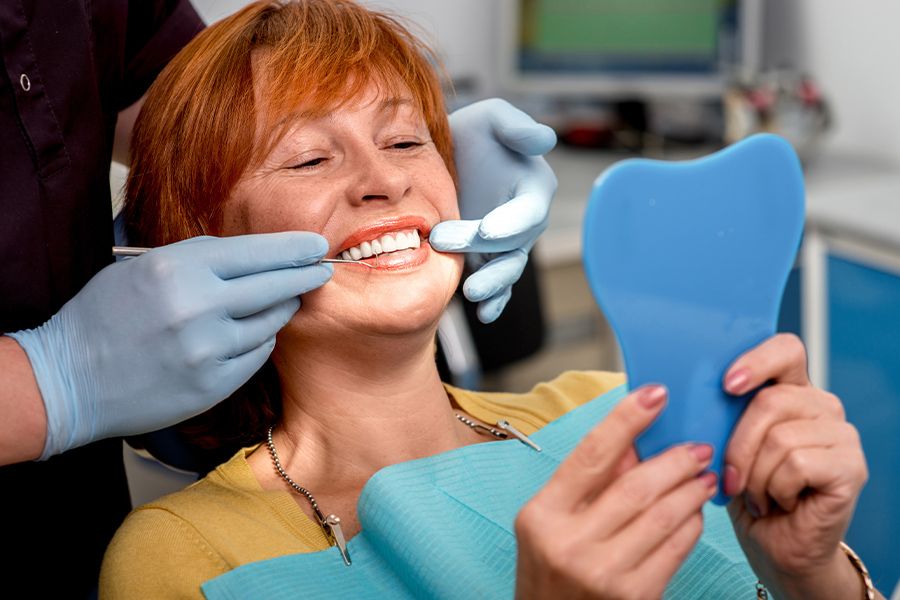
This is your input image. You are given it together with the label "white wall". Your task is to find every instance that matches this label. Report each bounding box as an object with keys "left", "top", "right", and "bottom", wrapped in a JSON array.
[
  {"left": 765, "top": 0, "right": 900, "bottom": 165},
  {"left": 360, "top": 1, "right": 496, "bottom": 96},
  {"left": 191, "top": 0, "right": 497, "bottom": 100},
  {"left": 191, "top": 0, "right": 900, "bottom": 164}
]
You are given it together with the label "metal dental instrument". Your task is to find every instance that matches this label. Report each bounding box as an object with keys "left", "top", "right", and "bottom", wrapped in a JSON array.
[
  {"left": 111, "top": 246, "right": 376, "bottom": 268},
  {"left": 324, "top": 258, "right": 376, "bottom": 268},
  {"left": 111, "top": 246, "right": 154, "bottom": 257}
]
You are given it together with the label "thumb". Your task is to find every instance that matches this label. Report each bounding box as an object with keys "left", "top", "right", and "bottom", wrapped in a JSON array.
[{"left": 485, "top": 99, "right": 557, "bottom": 156}]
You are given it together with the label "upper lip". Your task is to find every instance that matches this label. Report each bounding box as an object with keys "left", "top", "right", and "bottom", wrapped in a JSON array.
[{"left": 334, "top": 215, "right": 431, "bottom": 256}]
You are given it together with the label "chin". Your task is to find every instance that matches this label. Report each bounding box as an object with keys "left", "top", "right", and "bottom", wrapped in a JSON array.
[
  {"left": 285, "top": 252, "right": 462, "bottom": 341},
  {"left": 355, "top": 298, "right": 446, "bottom": 336}
]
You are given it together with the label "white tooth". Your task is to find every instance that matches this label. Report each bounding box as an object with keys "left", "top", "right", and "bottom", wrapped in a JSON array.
[
  {"left": 341, "top": 251, "right": 352, "bottom": 260},
  {"left": 394, "top": 232, "right": 407, "bottom": 248},
  {"left": 381, "top": 234, "right": 397, "bottom": 252},
  {"left": 371, "top": 239, "right": 383, "bottom": 254},
  {"left": 411, "top": 230, "right": 421, "bottom": 248},
  {"left": 359, "top": 241, "right": 373, "bottom": 258},
  {"left": 349, "top": 246, "right": 362, "bottom": 260}
]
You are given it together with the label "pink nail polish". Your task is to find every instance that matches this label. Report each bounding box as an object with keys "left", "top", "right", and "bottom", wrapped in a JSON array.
[
  {"left": 637, "top": 386, "right": 667, "bottom": 410},
  {"left": 723, "top": 464, "right": 740, "bottom": 497},
  {"left": 699, "top": 472, "right": 718, "bottom": 489},
  {"left": 690, "top": 444, "right": 713, "bottom": 463},
  {"left": 725, "top": 369, "right": 750, "bottom": 394}
]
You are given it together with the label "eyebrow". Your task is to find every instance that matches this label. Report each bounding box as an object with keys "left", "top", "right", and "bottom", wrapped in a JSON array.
[
  {"left": 379, "top": 97, "right": 414, "bottom": 111},
  {"left": 274, "top": 96, "right": 416, "bottom": 130}
]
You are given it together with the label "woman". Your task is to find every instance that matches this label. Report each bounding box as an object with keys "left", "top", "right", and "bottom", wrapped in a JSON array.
[{"left": 100, "top": 1, "right": 880, "bottom": 599}]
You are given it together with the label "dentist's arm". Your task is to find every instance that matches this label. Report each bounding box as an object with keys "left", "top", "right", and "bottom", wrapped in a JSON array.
[
  {"left": 0, "top": 338, "right": 48, "bottom": 464},
  {"left": 430, "top": 99, "right": 558, "bottom": 323},
  {"left": 2, "top": 232, "right": 331, "bottom": 465}
]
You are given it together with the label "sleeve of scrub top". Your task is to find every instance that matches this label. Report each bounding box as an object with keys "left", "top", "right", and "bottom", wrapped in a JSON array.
[{"left": 118, "top": 0, "right": 206, "bottom": 109}]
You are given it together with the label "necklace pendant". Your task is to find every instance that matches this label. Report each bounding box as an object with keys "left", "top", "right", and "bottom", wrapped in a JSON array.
[
  {"left": 496, "top": 420, "right": 542, "bottom": 452},
  {"left": 325, "top": 514, "right": 352, "bottom": 566}
]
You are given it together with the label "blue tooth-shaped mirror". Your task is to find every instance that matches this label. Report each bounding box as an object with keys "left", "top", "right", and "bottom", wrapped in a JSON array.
[{"left": 582, "top": 133, "right": 805, "bottom": 504}]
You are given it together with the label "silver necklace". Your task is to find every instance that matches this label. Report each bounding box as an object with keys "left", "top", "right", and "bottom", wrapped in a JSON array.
[
  {"left": 266, "top": 416, "right": 540, "bottom": 567},
  {"left": 266, "top": 426, "right": 351, "bottom": 566}
]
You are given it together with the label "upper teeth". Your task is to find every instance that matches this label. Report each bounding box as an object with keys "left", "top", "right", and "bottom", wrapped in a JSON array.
[{"left": 341, "top": 229, "right": 421, "bottom": 260}]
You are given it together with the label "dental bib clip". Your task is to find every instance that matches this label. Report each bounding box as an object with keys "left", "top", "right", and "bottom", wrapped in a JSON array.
[{"left": 582, "top": 134, "right": 805, "bottom": 504}]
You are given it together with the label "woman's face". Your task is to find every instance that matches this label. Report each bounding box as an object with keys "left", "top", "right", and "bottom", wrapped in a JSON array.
[{"left": 221, "top": 81, "right": 462, "bottom": 340}]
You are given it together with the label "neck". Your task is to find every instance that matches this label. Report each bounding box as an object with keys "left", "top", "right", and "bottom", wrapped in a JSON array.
[{"left": 262, "top": 324, "right": 475, "bottom": 493}]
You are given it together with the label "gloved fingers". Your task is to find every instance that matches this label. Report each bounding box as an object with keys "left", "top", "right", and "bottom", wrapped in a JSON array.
[
  {"left": 227, "top": 298, "right": 300, "bottom": 358},
  {"left": 462, "top": 250, "right": 529, "bottom": 302},
  {"left": 430, "top": 220, "right": 537, "bottom": 254},
  {"left": 219, "top": 335, "right": 279, "bottom": 395},
  {"left": 169, "top": 232, "right": 329, "bottom": 280},
  {"left": 476, "top": 287, "right": 513, "bottom": 324},
  {"left": 478, "top": 182, "right": 553, "bottom": 241},
  {"left": 223, "top": 263, "right": 333, "bottom": 318},
  {"left": 482, "top": 99, "right": 558, "bottom": 156},
  {"left": 428, "top": 220, "right": 482, "bottom": 252}
]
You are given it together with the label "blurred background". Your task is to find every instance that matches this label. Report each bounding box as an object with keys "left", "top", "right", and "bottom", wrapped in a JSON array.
[{"left": 119, "top": 1, "right": 900, "bottom": 594}]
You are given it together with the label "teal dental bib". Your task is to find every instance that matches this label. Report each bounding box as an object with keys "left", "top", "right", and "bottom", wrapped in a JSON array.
[
  {"left": 202, "top": 386, "right": 758, "bottom": 599},
  {"left": 582, "top": 134, "right": 805, "bottom": 504}
]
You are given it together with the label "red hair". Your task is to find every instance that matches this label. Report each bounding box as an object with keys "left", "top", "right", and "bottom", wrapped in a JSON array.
[
  {"left": 124, "top": 0, "right": 455, "bottom": 459},
  {"left": 126, "top": 0, "right": 454, "bottom": 246}
]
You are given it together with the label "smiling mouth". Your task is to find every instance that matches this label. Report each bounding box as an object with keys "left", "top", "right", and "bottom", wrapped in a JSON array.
[{"left": 338, "top": 228, "right": 422, "bottom": 261}]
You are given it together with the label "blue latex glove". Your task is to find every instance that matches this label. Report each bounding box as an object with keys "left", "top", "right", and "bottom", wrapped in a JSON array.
[
  {"left": 429, "top": 99, "right": 558, "bottom": 323},
  {"left": 9, "top": 233, "right": 332, "bottom": 460}
]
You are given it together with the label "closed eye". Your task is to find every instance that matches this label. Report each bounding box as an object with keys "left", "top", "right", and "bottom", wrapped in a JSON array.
[
  {"left": 289, "top": 157, "right": 327, "bottom": 169},
  {"left": 391, "top": 141, "right": 425, "bottom": 150}
]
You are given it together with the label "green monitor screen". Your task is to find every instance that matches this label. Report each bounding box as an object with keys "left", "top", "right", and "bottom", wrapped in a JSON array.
[{"left": 503, "top": 0, "right": 749, "bottom": 97}]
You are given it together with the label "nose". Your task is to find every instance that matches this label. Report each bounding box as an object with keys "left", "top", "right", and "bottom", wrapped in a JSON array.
[{"left": 344, "top": 147, "right": 412, "bottom": 206}]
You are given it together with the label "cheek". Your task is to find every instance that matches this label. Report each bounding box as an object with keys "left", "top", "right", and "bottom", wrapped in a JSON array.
[
  {"left": 220, "top": 182, "right": 281, "bottom": 236},
  {"left": 443, "top": 186, "right": 460, "bottom": 221},
  {"left": 221, "top": 184, "right": 333, "bottom": 236},
  {"left": 218, "top": 195, "right": 249, "bottom": 236},
  {"left": 256, "top": 202, "right": 330, "bottom": 234},
  {"left": 421, "top": 162, "right": 459, "bottom": 221}
]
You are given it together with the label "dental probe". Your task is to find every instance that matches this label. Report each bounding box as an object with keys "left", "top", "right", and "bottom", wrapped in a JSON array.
[{"left": 111, "top": 246, "right": 376, "bottom": 268}]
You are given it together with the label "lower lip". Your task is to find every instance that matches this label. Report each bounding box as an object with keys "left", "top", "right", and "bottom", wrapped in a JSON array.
[{"left": 346, "top": 243, "right": 431, "bottom": 271}]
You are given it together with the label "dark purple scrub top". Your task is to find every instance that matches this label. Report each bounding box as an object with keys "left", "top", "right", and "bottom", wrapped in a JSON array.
[{"left": 0, "top": 1, "right": 202, "bottom": 596}]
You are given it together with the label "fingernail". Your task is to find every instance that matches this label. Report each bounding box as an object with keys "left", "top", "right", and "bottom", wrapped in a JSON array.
[
  {"left": 637, "top": 385, "right": 667, "bottom": 410},
  {"left": 744, "top": 493, "right": 761, "bottom": 519},
  {"left": 723, "top": 464, "right": 740, "bottom": 497},
  {"left": 699, "top": 472, "right": 718, "bottom": 490},
  {"left": 690, "top": 444, "right": 713, "bottom": 464},
  {"left": 725, "top": 369, "right": 750, "bottom": 395}
]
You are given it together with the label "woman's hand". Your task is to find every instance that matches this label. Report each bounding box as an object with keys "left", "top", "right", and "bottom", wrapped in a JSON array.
[
  {"left": 722, "top": 334, "right": 874, "bottom": 599},
  {"left": 515, "top": 385, "right": 717, "bottom": 600}
]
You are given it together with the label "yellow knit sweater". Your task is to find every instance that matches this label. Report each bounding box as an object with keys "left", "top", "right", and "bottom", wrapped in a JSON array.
[{"left": 99, "top": 370, "right": 626, "bottom": 599}]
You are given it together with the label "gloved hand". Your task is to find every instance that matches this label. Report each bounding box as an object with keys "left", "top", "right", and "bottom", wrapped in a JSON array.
[
  {"left": 9, "top": 232, "right": 331, "bottom": 460},
  {"left": 429, "top": 98, "right": 558, "bottom": 323}
]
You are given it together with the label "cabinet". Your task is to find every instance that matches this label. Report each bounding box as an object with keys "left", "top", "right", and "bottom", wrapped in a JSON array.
[{"left": 800, "top": 156, "right": 900, "bottom": 592}]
